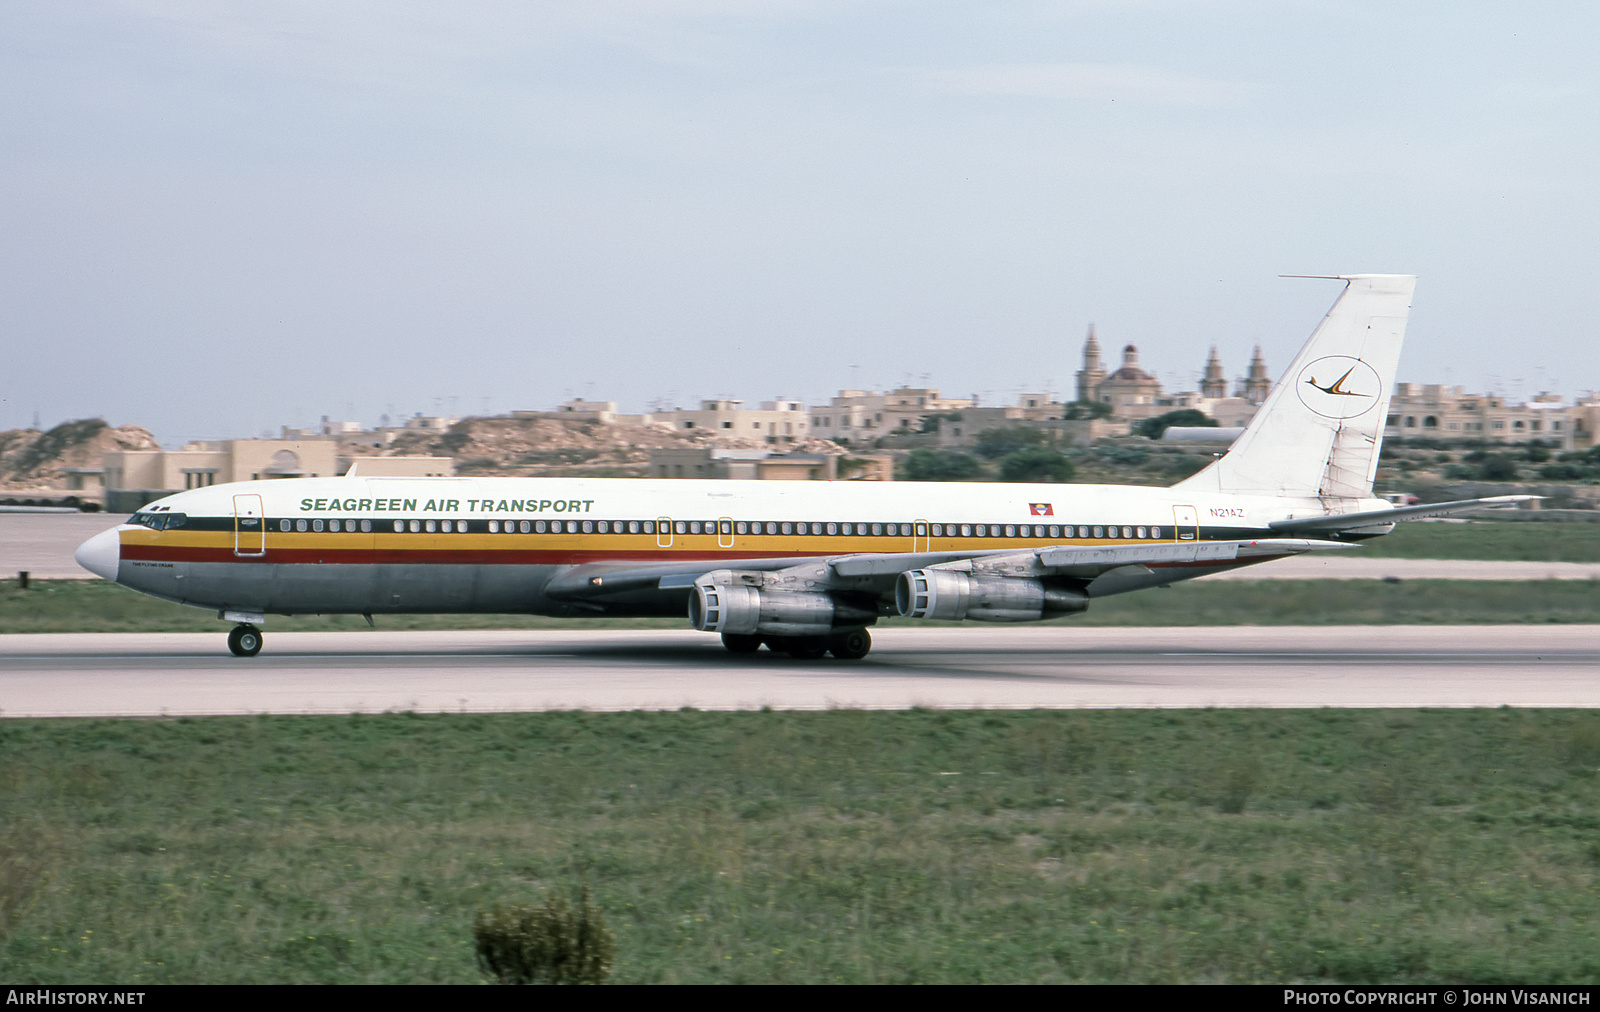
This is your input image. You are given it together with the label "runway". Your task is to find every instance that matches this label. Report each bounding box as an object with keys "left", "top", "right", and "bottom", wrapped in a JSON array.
[{"left": 2, "top": 625, "right": 1596, "bottom": 717}]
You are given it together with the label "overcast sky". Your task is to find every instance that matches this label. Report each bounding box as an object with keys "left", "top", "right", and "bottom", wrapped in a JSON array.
[{"left": 3, "top": 1, "right": 1598, "bottom": 445}]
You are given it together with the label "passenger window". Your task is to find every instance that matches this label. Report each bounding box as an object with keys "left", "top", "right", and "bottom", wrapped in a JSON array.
[
  {"left": 630, "top": 521, "right": 641, "bottom": 534},
  {"left": 676, "top": 522, "right": 687, "bottom": 535},
  {"left": 313, "top": 519, "right": 325, "bottom": 532},
  {"left": 736, "top": 522, "right": 747, "bottom": 534},
  {"left": 780, "top": 522, "right": 792, "bottom": 535},
  {"left": 930, "top": 524, "right": 942, "bottom": 537},
  {"left": 1004, "top": 525, "right": 1016, "bottom": 538},
  {"left": 297, "top": 519, "right": 308, "bottom": 532},
  {"left": 535, "top": 520, "right": 548, "bottom": 534},
  {"left": 720, "top": 521, "right": 732, "bottom": 535},
  {"left": 767, "top": 522, "right": 778, "bottom": 535},
  {"left": 519, "top": 520, "right": 531, "bottom": 534},
  {"left": 826, "top": 522, "right": 837, "bottom": 535},
  {"left": 391, "top": 520, "right": 403, "bottom": 533},
  {"left": 360, "top": 519, "right": 371, "bottom": 533},
  {"left": 409, "top": 520, "right": 421, "bottom": 533},
  {"left": 643, "top": 521, "right": 655, "bottom": 534},
  {"left": 583, "top": 520, "right": 594, "bottom": 534},
  {"left": 960, "top": 524, "right": 972, "bottom": 537},
  {"left": 489, "top": 521, "right": 499, "bottom": 533},
  {"left": 1137, "top": 526, "right": 1147, "bottom": 538},
  {"left": 1079, "top": 526, "right": 1089, "bottom": 538},
  {"left": 423, "top": 520, "right": 436, "bottom": 533},
  {"left": 841, "top": 523, "right": 853, "bottom": 535},
  {"left": 1151, "top": 526, "right": 1161, "bottom": 539},
  {"left": 1049, "top": 525, "right": 1060, "bottom": 538},
  {"left": 278, "top": 520, "right": 290, "bottom": 532},
  {"left": 688, "top": 521, "right": 700, "bottom": 535}
]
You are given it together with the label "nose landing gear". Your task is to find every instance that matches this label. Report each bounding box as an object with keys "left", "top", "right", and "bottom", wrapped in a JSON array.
[{"left": 227, "top": 624, "right": 263, "bottom": 657}]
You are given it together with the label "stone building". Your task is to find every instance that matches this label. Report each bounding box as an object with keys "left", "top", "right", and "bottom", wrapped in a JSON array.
[
  {"left": 1074, "top": 329, "right": 1268, "bottom": 426},
  {"left": 808, "top": 388, "right": 973, "bottom": 443},
  {"left": 101, "top": 439, "right": 455, "bottom": 511},
  {"left": 653, "top": 399, "right": 811, "bottom": 444},
  {"left": 648, "top": 447, "right": 894, "bottom": 481},
  {"left": 1094, "top": 344, "right": 1164, "bottom": 419},
  {"left": 1383, "top": 385, "right": 1582, "bottom": 449}
]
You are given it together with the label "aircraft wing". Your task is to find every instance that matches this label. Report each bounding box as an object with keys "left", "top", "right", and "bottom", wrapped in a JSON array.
[
  {"left": 1268, "top": 495, "right": 1540, "bottom": 534},
  {"left": 545, "top": 537, "right": 1355, "bottom": 608},
  {"left": 831, "top": 537, "right": 1350, "bottom": 578}
]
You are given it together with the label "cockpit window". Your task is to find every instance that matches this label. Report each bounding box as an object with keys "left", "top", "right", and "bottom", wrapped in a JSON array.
[{"left": 127, "top": 512, "right": 187, "bottom": 530}]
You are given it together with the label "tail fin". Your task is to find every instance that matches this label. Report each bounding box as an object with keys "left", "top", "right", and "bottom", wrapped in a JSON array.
[{"left": 1174, "top": 274, "right": 1415, "bottom": 500}]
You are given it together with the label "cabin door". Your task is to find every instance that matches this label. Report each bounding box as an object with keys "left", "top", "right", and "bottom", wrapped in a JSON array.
[
  {"left": 1171, "top": 504, "right": 1199, "bottom": 542},
  {"left": 233, "top": 494, "right": 266, "bottom": 557},
  {"left": 913, "top": 520, "right": 930, "bottom": 553}
]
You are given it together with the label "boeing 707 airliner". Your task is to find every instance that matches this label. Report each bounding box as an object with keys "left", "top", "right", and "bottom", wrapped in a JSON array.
[{"left": 74, "top": 275, "right": 1529, "bottom": 659}]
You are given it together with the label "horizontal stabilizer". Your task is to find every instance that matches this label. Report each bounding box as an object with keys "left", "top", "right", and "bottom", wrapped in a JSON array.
[{"left": 1268, "top": 495, "right": 1541, "bottom": 534}]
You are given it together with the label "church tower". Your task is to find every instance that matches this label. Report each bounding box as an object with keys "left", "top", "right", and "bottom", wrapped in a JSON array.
[
  {"left": 1200, "top": 347, "right": 1227, "bottom": 399},
  {"left": 1241, "top": 346, "right": 1270, "bottom": 404},
  {"left": 1075, "top": 325, "right": 1105, "bottom": 403}
]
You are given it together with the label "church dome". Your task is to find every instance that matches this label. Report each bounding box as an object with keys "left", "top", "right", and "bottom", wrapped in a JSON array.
[{"left": 1105, "top": 344, "right": 1154, "bottom": 382}]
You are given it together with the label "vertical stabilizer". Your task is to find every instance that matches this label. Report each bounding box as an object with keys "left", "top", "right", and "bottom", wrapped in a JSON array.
[{"left": 1174, "top": 274, "right": 1415, "bottom": 499}]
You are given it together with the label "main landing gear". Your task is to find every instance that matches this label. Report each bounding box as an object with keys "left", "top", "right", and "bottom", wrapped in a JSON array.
[
  {"left": 227, "top": 624, "right": 263, "bottom": 657},
  {"left": 721, "top": 628, "right": 872, "bottom": 660}
]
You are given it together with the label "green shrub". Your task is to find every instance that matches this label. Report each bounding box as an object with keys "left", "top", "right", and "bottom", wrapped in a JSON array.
[
  {"left": 474, "top": 885, "right": 615, "bottom": 985},
  {"left": 999, "top": 447, "right": 1075, "bottom": 483},
  {"left": 1135, "top": 409, "right": 1216, "bottom": 440},
  {"left": 901, "top": 449, "right": 981, "bottom": 481},
  {"left": 974, "top": 427, "right": 1052, "bottom": 459},
  {"left": 1477, "top": 455, "right": 1518, "bottom": 481}
]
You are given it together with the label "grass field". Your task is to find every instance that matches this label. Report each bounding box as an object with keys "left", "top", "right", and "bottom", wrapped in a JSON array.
[
  {"left": 1353, "top": 519, "right": 1600, "bottom": 562},
  {"left": 2, "top": 709, "right": 1598, "bottom": 984},
  {"left": 5, "top": 575, "right": 1597, "bottom": 634}
]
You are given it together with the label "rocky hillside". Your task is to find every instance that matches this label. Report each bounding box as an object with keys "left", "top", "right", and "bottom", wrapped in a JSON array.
[
  {"left": 0, "top": 419, "right": 158, "bottom": 490},
  {"left": 356, "top": 416, "right": 847, "bottom": 478}
]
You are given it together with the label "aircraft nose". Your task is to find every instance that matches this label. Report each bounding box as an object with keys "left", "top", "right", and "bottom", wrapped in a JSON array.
[{"left": 75, "top": 527, "right": 121, "bottom": 582}]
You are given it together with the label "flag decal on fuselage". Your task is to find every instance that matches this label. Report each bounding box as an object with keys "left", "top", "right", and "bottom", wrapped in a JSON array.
[{"left": 1029, "top": 503, "right": 1054, "bottom": 516}]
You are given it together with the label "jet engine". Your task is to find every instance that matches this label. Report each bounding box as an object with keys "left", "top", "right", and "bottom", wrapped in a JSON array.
[
  {"left": 689, "top": 571, "right": 876, "bottom": 638},
  {"left": 895, "top": 569, "right": 1088, "bottom": 623}
]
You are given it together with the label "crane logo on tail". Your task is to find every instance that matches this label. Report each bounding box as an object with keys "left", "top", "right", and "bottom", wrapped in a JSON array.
[{"left": 1295, "top": 356, "right": 1382, "bottom": 419}]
